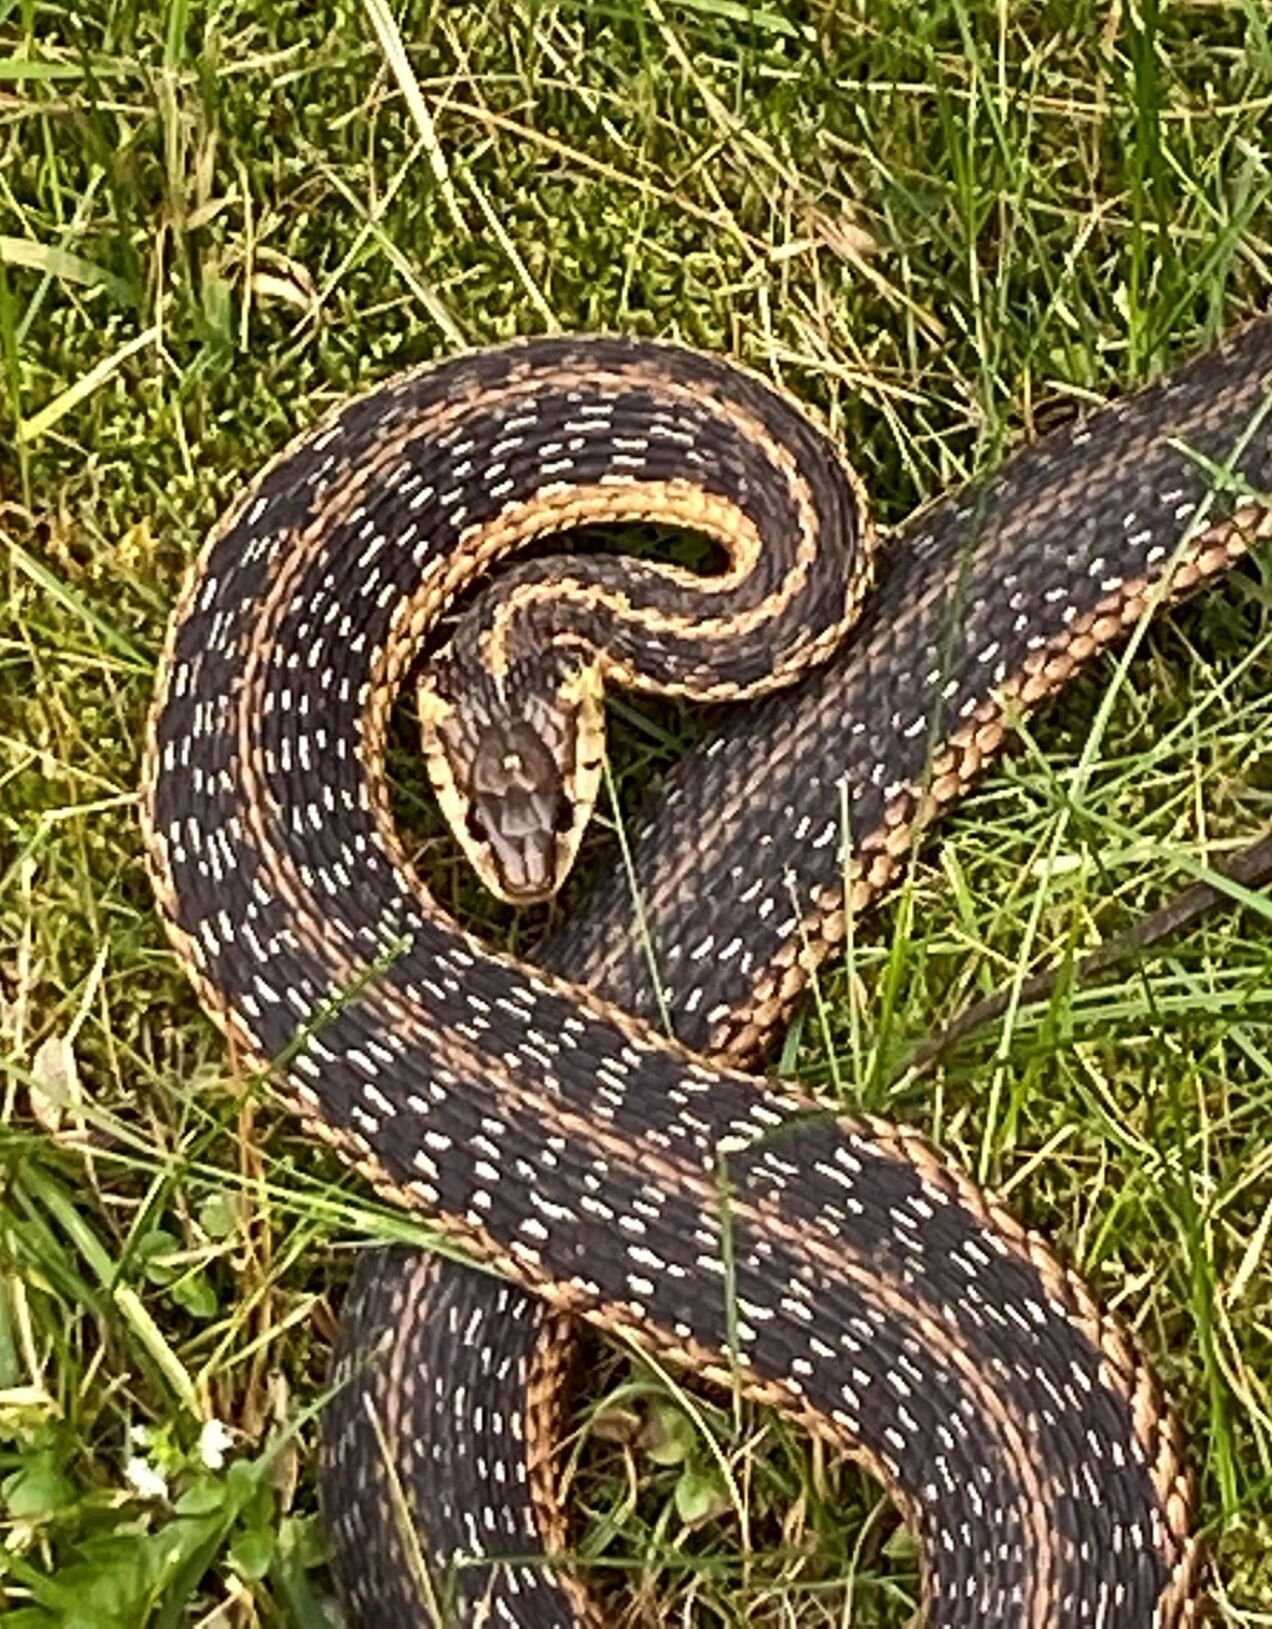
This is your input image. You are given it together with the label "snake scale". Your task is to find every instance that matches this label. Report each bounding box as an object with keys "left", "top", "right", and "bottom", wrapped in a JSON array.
[{"left": 141, "top": 321, "right": 1272, "bottom": 1627}]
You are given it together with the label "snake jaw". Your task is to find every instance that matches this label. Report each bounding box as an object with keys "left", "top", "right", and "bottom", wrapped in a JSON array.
[{"left": 419, "top": 656, "right": 605, "bottom": 906}]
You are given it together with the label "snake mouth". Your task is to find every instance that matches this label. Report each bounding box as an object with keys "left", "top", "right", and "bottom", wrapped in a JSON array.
[{"left": 470, "top": 803, "right": 560, "bottom": 904}]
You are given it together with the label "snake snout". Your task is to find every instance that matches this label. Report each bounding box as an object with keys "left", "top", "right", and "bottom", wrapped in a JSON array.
[{"left": 469, "top": 719, "right": 569, "bottom": 903}]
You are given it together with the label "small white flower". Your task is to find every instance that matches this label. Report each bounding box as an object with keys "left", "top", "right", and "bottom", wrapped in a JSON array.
[
  {"left": 126, "top": 1456, "right": 169, "bottom": 1501},
  {"left": 198, "top": 1419, "right": 234, "bottom": 1470}
]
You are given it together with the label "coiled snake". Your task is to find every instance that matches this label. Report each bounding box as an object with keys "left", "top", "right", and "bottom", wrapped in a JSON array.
[{"left": 142, "top": 324, "right": 1272, "bottom": 1626}]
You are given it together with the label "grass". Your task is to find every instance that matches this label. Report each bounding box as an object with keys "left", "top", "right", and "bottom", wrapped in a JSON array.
[{"left": 0, "top": 0, "right": 1270, "bottom": 1623}]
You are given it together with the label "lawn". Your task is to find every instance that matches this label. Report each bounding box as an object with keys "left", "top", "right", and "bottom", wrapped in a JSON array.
[{"left": 1, "top": 1, "right": 1271, "bottom": 1625}]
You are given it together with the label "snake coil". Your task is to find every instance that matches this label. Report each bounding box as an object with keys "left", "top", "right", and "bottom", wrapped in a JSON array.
[{"left": 142, "top": 327, "right": 1272, "bottom": 1626}]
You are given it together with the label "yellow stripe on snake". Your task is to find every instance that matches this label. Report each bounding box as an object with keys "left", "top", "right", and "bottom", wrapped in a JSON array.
[{"left": 142, "top": 325, "right": 1272, "bottom": 1626}]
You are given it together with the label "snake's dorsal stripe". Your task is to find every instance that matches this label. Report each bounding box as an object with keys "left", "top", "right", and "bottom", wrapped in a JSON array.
[{"left": 140, "top": 329, "right": 1272, "bottom": 1628}]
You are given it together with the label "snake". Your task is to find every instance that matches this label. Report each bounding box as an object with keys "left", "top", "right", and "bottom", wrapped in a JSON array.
[{"left": 139, "top": 322, "right": 1272, "bottom": 1628}]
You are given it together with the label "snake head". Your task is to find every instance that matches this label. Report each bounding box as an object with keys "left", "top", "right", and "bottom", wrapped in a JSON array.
[{"left": 418, "top": 654, "right": 605, "bottom": 906}]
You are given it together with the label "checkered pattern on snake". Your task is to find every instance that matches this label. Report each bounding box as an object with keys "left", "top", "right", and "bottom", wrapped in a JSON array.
[{"left": 142, "top": 326, "right": 1272, "bottom": 1628}]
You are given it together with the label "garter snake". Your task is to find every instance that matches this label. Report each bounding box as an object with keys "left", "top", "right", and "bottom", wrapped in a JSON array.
[{"left": 141, "top": 326, "right": 1272, "bottom": 1628}]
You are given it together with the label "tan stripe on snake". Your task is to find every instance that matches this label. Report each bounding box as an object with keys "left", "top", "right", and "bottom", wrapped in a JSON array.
[{"left": 141, "top": 325, "right": 1272, "bottom": 1627}]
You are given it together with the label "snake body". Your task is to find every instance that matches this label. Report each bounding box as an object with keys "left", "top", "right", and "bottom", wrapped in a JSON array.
[{"left": 142, "top": 325, "right": 1272, "bottom": 1628}]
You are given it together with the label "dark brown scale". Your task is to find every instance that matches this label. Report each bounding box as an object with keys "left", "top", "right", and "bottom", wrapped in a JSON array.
[
  {"left": 326, "top": 1251, "right": 585, "bottom": 1629},
  {"left": 551, "top": 320, "right": 1272, "bottom": 1052},
  {"left": 141, "top": 329, "right": 1272, "bottom": 1629},
  {"left": 329, "top": 320, "right": 1272, "bottom": 1625}
]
